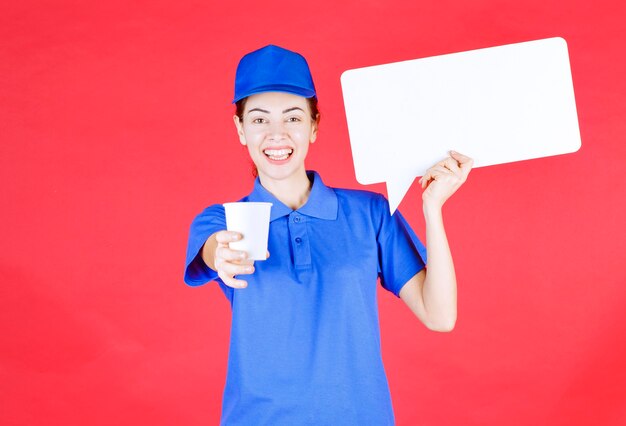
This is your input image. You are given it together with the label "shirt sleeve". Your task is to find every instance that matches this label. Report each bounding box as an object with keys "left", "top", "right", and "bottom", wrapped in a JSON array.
[
  {"left": 184, "top": 204, "right": 226, "bottom": 286},
  {"left": 376, "top": 195, "right": 427, "bottom": 297}
]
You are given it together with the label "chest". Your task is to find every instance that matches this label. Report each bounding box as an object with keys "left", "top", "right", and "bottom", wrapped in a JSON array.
[
  {"left": 267, "top": 212, "right": 379, "bottom": 274},
  {"left": 231, "top": 212, "right": 383, "bottom": 333}
]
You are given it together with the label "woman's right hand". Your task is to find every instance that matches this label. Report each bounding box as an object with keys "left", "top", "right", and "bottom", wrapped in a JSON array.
[{"left": 202, "top": 230, "right": 255, "bottom": 289}]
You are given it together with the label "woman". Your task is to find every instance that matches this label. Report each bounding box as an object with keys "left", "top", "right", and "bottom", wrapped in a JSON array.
[{"left": 185, "top": 45, "right": 472, "bottom": 425}]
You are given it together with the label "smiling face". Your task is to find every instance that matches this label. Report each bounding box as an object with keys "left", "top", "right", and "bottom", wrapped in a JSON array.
[{"left": 234, "top": 91, "right": 318, "bottom": 186}]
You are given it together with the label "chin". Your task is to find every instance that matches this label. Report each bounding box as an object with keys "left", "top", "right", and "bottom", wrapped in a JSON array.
[{"left": 258, "top": 164, "right": 304, "bottom": 182}]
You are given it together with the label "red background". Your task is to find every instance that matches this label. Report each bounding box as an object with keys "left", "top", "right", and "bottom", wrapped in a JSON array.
[{"left": 2, "top": 1, "right": 625, "bottom": 425}]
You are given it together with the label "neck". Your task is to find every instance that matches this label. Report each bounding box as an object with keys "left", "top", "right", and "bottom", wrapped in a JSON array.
[{"left": 259, "top": 170, "right": 312, "bottom": 210}]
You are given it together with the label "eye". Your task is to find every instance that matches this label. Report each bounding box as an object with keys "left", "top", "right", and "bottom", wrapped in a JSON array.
[
  {"left": 252, "top": 117, "right": 267, "bottom": 124},
  {"left": 287, "top": 116, "right": 302, "bottom": 123}
]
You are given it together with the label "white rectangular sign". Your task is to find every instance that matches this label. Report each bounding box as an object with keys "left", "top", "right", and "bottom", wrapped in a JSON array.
[{"left": 341, "top": 37, "right": 581, "bottom": 212}]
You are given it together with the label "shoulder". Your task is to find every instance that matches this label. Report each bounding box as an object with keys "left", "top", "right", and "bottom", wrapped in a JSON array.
[
  {"left": 197, "top": 203, "right": 225, "bottom": 218},
  {"left": 329, "top": 185, "right": 413, "bottom": 241},
  {"left": 332, "top": 187, "right": 390, "bottom": 212},
  {"left": 190, "top": 203, "right": 227, "bottom": 229},
  {"left": 330, "top": 187, "right": 391, "bottom": 229}
]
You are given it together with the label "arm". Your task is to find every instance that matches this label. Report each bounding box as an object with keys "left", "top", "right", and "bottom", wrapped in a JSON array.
[{"left": 399, "top": 151, "right": 473, "bottom": 332}]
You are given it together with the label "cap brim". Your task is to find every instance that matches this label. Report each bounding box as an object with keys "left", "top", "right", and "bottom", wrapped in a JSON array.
[{"left": 232, "top": 85, "right": 316, "bottom": 103}]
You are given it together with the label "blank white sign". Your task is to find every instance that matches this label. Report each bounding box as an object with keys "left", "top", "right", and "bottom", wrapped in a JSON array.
[{"left": 341, "top": 37, "right": 581, "bottom": 213}]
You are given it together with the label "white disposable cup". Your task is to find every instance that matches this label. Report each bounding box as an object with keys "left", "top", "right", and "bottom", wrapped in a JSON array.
[{"left": 223, "top": 202, "right": 272, "bottom": 261}]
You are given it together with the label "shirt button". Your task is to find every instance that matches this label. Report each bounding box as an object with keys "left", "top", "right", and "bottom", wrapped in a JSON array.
[
  {"left": 294, "top": 216, "right": 301, "bottom": 223},
  {"left": 295, "top": 237, "right": 302, "bottom": 244}
]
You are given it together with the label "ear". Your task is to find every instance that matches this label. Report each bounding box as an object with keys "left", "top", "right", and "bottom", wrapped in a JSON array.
[
  {"left": 233, "top": 114, "right": 246, "bottom": 146},
  {"left": 310, "top": 114, "right": 319, "bottom": 144}
]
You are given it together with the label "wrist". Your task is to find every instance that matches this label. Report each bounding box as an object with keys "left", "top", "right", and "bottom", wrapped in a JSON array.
[{"left": 423, "top": 199, "right": 443, "bottom": 217}]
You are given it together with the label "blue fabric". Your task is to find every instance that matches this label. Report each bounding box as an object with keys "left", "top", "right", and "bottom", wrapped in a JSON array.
[
  {"left": 184, "top": 171, "right": 426, "bottom": 426},
  {"left": 232, "top": 45, "right": 316, "bottom": 103}
]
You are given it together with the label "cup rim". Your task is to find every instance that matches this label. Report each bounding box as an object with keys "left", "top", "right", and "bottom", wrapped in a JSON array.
[{"left": 223, "top": 202, "right": 273, "bottom": 207}]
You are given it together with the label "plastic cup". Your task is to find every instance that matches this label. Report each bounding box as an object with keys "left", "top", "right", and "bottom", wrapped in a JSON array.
[{"left": 223, "top": 202, "right": 272, "bottom": 261}]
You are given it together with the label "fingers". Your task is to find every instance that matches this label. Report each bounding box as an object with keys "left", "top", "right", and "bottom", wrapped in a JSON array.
[
  {"left": 219, "top": 272, "right": 251, "bottom": 289},
  {"left": 420, "top": 164, "right": 453, "bottom": 188},
  {"left": 217, "top": 259, "right": 255, "bottom": 289},
  {"left": 431, "top": 164, "right": 453, "bottom": 176},
  {"left": 421, "top": 151, "right": 474, "bottom": 188},
  {"left": 213, "top": 230, "right": 255, "bottom": 289},
  {"left": 420, "top": 151, "right": 473, "bottom": 208},
  {"left": 449, "top": 150, "right": 472, "bottom": 164},
  {"left": 449, "top": 150, "right": 474, "bottom": 176},
  {"left": 438, "top": 157, "right": 462, "bottom": 177},
  {"left": 419, "top": 172, "right": 431, "bottom": 189},
  {"left": 216, "top": 245, "right": 247, "bottom": 262},
  {"left": 215, "top": 230, "right": 243, "bottom": 246}
]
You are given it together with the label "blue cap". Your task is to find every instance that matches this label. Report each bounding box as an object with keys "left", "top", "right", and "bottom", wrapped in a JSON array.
[{"left": 233, "top": 45, "right": 316, "bottom": 103}]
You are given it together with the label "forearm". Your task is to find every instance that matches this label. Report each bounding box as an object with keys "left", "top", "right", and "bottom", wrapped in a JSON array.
[{"left": 422, "top": 203, "right": 457, "bottom": 331}]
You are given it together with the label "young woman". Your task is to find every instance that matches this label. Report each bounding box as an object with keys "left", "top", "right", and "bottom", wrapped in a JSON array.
[{"left": 185, "top": 45, "right": 472, "bottom": 425}]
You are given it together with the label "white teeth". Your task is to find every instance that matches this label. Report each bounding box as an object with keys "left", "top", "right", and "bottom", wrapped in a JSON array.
[
  {"left": 264, "top": 149, "right": 293, "bottom": 156},
  {"left": 264, "top": 148, "right": 293, "bottom": 161}
]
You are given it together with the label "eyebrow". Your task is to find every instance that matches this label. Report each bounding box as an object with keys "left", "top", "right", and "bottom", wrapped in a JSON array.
[
  {"left": 282, "top": 107, "right": 305, "bottom": 114},
  {"left": 247, "top": 107, "right": 305, "bottom": 114}
]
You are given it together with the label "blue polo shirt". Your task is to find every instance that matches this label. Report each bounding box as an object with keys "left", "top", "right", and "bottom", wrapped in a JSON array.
[{"left": 185, "top": 171, "right": 426, "bottom": 426}]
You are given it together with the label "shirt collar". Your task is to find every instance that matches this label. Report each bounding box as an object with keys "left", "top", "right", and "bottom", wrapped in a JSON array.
[{"left": 246, "top": 171, "right": 338, "bottom": 222}]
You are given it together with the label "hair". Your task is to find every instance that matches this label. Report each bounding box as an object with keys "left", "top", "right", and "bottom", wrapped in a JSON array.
[
  {"left": 235, "top": 95, "right": 320, "bottom": 178},
  {"left": 235, "top": 96, "right": 320, "bottom": 123}
]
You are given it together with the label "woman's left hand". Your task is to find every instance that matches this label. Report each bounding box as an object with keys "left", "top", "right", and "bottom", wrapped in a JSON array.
[{"left": 419, "top": 151, "right": 473, "bottom": 209}]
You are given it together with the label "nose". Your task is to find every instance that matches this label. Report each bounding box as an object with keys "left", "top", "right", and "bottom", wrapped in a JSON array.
[{"left": 268, "top": 120, "right": 287, "bottom": 141}]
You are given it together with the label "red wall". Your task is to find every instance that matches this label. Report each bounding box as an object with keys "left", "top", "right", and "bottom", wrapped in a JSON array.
[{"left": 2, "top": 1, "right": 625, "bottom": 425}]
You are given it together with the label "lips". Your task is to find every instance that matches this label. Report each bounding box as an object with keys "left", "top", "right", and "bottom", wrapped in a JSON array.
[{"left": 263, "top": 148, "right": 293, "bottom": 161}]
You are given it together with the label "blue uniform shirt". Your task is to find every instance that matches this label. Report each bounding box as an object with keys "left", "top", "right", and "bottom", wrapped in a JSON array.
[{"left": 185, "top": 171, "right": 426, "bottom": 426}]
